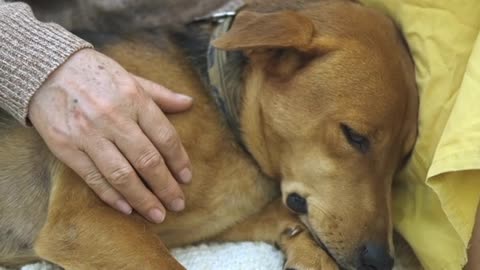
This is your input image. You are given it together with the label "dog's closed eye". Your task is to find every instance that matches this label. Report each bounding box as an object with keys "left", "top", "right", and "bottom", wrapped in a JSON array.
[
  {"left": 340, "top": 124, "right": 370, "bottom": 154},
  {"left": 286, "top": 193, "right": 308, "bottom": 214}
]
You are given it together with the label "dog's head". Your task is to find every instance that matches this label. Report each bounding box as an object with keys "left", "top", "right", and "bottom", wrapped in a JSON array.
[{"left": 213, "top": 1, "right": 418, "bottom": 269}]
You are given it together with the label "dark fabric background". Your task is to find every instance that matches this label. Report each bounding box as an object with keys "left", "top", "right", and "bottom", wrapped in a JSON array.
[{"left": 24, "top": 0, "right": 229, "bottom": 32}]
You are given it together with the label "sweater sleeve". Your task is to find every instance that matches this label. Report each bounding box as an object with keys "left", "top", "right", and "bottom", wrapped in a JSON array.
[{"left": 0, "top": 0, "right": 93, "bottom": 125}]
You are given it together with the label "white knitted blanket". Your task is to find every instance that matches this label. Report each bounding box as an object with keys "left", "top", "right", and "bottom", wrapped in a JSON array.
[{"left": 14, "top": 242, "right": 285, "bottom": 270}]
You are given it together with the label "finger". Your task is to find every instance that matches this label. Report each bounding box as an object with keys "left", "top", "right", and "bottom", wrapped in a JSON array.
[
  {"left": 113, "top": 123, "right": 186, "bottom": 212},
  {"left": 85, "top": 138, "right": 167, "bottom": 223},
  {"left": 133, "top": 74, "right": 193, "bottom": 113},
  {"left": 60, "top": 149, "right": 133, "bottom": 215},
  {"left": 139, "top": 100, "right": 192, "bottom": 185}
]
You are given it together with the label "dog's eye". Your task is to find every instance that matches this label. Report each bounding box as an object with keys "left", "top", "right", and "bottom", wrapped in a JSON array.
[
  {"left": 286, "top": 193, "right": 308, "bottom": 214},
  {"left": 340, "top": 124, "right": 370, "bottom": 153}
]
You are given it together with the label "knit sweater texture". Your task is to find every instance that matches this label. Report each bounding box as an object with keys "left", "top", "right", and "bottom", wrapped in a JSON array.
[{"left": 0, "top": 0, "right": 92, "bottom": 124}]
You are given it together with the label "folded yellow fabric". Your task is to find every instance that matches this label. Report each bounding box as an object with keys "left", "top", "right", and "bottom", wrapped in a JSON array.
[{"left": 359, "top": 0, "right": 480, "bottom": 269}]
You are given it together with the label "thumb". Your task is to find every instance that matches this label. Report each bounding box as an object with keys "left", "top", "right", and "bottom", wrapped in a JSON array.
[{"left": 133, "top": 74, "right": 193, "bottom": 113}]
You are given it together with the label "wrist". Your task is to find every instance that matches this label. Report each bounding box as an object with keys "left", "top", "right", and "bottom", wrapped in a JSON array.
[
  {"left": 0, "top": 1, "right": 93, "bottom": 125},
  {"left": 27, "top": 48, "right": 96, "bottom": 124}
]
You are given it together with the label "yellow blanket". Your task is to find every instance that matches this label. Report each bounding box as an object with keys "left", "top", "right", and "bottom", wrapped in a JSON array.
[{"left": 359, "top": 0, "right": 480, "bottom": 269}]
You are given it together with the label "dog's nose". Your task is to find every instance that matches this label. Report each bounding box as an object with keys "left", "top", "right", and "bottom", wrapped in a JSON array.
[{"left": 359, "top": 243, "right": 394, "bottom": 270}]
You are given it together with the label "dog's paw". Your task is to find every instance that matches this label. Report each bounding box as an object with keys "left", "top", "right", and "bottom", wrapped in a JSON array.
[{"left": 280, "top": 225, "right": 338, "bottom": 270}]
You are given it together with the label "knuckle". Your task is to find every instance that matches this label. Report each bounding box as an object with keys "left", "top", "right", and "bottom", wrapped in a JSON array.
[
  {"left": 135, "top": 150, "right": 163, "bottom": 171},
  {"left": 121, "top": 80, "right": 142, "bottom": 99},
  {"left": 83, "top": 170, "right": 105, "bottom": 186},
  {"left": 130, "top": 195, "right": 151, "bottom": 209},
  {"left": 155, "top": 180, "right": 179, "bottom": 198},
  {"left": 108, "top": 166, "right": 134, "bottom": 186},
  {"left": 97, "top": 188, "right": 116, "bottom": 204},
  {"left": 96, "top": 102, "right": 116, "bottom": 118},
  {"left": 159, "top": 128, "right": 179, "bottom": 150}
]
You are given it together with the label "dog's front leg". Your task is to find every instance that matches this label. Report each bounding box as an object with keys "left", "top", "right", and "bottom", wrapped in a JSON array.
[
  {"left": 33, "top": 166, "right": 184, "bottom": 270},
  {"left": 212, "top": 199, "right": 338, "bottom": 270}
]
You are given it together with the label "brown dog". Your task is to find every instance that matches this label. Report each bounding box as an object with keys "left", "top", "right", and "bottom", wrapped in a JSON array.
[{"left": 0, "top": 0, "right": 418, "bottom": 269}]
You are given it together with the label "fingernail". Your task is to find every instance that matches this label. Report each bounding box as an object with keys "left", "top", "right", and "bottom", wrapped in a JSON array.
[
  {"left": 115, "top": 200, "right": 132, "bottom": 215},
  {"left": 179, "top": 168, "right": 192, "bottom": 184},
  {"left": 176, "top": 94, "right": 193, "bottom": 102},
  {"left": 149, "top": 208, "right": 165, "bottom": 223},
  {"left": 170, "top": 198, "right": 185, "bottom": 212}
]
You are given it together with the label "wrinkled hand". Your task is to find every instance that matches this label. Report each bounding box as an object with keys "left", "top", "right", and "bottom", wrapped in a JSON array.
[{"left": 29, "top": 48, "right": 193, "bottom": 223}]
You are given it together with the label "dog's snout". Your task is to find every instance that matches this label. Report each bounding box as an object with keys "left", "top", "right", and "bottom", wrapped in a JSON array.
[{"left": 359, "top": 243, "right": 394, "bottom": 270}]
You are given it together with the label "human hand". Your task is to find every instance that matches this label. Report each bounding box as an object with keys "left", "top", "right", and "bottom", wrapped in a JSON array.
[{"left": 29, "top": 48, "right": 193, "bottom": 223}]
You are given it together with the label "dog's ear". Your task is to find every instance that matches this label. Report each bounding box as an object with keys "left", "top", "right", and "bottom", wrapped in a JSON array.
[{"left": 212, "top": 11, "right": 315, "bottom": 51}]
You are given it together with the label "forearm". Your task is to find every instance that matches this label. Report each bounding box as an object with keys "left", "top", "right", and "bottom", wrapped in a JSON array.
[{"left": 0, "top": 0, "right": 92, "bottom": 124}]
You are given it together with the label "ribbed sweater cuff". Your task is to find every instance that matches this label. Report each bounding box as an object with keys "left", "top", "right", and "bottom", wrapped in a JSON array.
[{"left": 0, "top": 2, "right": 93, "bottom": 125}]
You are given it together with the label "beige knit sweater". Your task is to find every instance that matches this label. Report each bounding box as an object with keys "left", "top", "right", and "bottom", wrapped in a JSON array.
[
  {"left": 0, "top": 0, "right": 92, "bottom": 124},
  {"left": 0, "top": 0, "right": 227, "bottom": 124}
]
